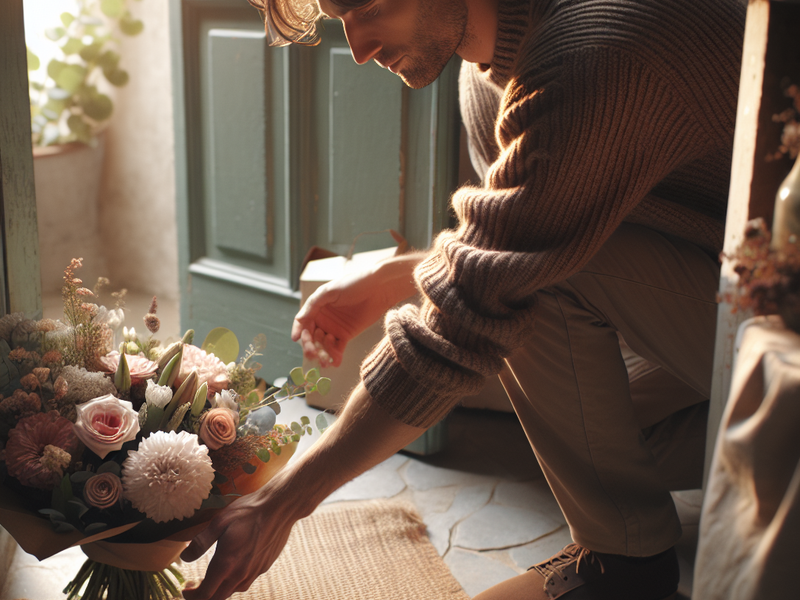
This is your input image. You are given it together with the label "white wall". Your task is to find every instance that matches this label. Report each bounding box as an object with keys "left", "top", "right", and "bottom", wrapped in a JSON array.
[{"left": 99, "top": 0, "right": 179, "bottom": 303}]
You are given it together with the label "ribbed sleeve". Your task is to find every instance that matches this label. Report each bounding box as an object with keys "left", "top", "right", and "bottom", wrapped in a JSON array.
[{"left": 362, "top": 0, "right": 746, "bottom": 428}]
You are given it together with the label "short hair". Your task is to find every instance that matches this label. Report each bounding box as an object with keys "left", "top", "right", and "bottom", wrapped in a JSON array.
[{"left": 247, "top": 0, "right": 371, "bottom": 46}]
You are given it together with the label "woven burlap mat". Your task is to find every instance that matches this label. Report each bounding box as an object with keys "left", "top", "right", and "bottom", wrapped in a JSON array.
[{"left": 180, "top": 499, "right": 470, "bottom": 600}]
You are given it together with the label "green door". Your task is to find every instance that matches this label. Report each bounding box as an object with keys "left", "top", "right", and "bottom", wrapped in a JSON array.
[{"left": 169, "top": 0, "right": 460, "bottom": 383}]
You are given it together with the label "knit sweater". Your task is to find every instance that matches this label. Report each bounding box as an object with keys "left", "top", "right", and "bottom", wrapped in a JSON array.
[{"left": 361, "top": 0, "right": 746, "bottom": 428}]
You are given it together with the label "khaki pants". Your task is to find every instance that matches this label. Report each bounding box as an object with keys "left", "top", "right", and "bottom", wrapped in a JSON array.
[{"left": 498, "top": 223, "right": 718, "bottom": 557}]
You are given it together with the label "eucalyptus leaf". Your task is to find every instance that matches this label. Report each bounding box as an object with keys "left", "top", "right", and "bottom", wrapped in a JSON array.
[
  {"left": 81, "top": 92, "right": 113, "bottom": 121},
  {"left": 84, "top": 522, "right": 108, "bottom": 535},
  {"left": 100, "top": 0, "right": 125, "bottom": 18},
  {"left": 291, "top": 421, "right": 303, "bottom": 435},
  {"left": 54, "top": 521, "right": 77, "bottom": 533},
  {"left": 45, "top": 26, "right": 65, "bottom": 41},
  {"left": 300, "top": 416, "right": 310, "bottom": 426},
  {"left": 316, "top": 377, "right": 332, "bottom": 396},
  {"left": 120, "top": 14, "right": 144, "bottom": 36},
  {"left": 44, "top": 97, "right": 67, "bottom": 115},
  {"left": 67, "top": 499, "right": 90, "bottom": 520},
  {"left": 104, "top": 67, "right": 129, "bottom": 87},
  {"left": 39, "top": 508, "right": 66, "bottom": 520},
  {"left": 315, "top": 412, "right": 329, "bottom": 433},
  {"left": 241, "top": 462, "right": 257, "bottom": 475},
  {"left": 270, "top": 440, "right": 281, "bottom": 455},
  {"left": 256, "top": 448, "right": 271, "bottom": 463},
  {"left": 304, "top": 368, "right": 320, "bottom": 384},
  {"left": 61, "top": 37, "right": 84, "bottom": 56},
  {"left": 47, "top": 59, "right": 66, "bottom": 80},
  {"left": 54, "top": 64, "right": 85, "bottom": 93},
  {"left": 97, "top": 461, "right": 121, "bottom": 476},
  {"left": 27, "top": 47, "right": 40, "bottom": 71},
  {"left": 201, "top": 327, "right": 240, "bottom": 365},
  {"left": 289, "top": 367, "right": 304, "bottom": 386},
  {"left": 97, "top": 49, "right": 121, "bottom": 70},
  {"left": 70, "top": 470, "right": 94, "bottom": 484},
  {"left": 79, "top": 42, "right": 103, "bottom": 62}
]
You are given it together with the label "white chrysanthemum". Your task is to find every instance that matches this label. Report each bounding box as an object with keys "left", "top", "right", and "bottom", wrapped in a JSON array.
[
  {"left": 122, "top": 431, "right": 214, "bottom": 523},
  {"left": 211, "top": 389, "right": 239, "bottom": 414},
  {"left": 145, "top": 379, "right": 173, "bottom": 408}
]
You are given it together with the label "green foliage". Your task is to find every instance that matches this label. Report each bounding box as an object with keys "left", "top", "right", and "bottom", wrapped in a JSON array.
[
  {"left": 27, "top": 0, "right": 144, "bottom": 147},
  {"left": 201, "top": 327, "right": 240, "bottom": 365},
  {"left": 315, "top": 412, "right": 329, "bottom": 434}
]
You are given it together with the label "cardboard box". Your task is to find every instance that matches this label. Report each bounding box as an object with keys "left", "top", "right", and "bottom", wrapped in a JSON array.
[
  {"left": 299, "top": 245, "right": 512, "bottom": 453},
  {"left": 300, "top": 246, "right": 402, "bottom": 414}
]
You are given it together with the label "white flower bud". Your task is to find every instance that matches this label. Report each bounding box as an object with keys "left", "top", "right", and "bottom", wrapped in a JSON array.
[{"left": 145, "top": 379, "right": 173, "bottom": 408}]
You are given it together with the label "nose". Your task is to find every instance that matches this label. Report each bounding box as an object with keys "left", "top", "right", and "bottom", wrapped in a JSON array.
[{"left": 341, "top": 19, "right": 381, "bottom": 65}]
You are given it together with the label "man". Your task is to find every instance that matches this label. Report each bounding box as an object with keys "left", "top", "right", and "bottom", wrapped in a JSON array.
[{"left": 182, "top": 0, "right": 746, "bottom": 598}]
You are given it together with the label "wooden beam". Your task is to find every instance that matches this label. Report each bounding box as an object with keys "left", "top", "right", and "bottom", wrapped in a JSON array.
[
  {"left": 0, "top": 0, "right": 41, "bottom": 317},
  {"left": 706, "top": 0, "right": 800, "bottom": 481}
]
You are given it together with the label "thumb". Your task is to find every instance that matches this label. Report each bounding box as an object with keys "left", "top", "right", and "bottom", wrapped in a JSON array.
[{"left": 181, "top": 523, "right": 220, "bottom": 562}]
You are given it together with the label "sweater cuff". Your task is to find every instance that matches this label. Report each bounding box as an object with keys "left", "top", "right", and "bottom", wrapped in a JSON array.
[{"left": 360, "top": 337, "right": 462, "bottom": 429}]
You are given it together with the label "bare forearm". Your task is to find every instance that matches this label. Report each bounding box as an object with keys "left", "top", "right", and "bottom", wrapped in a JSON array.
[
  {"left": 372, "top": 252, "right": 426, "bottom": 306},
  {"left": 268, "top": 383, "right": 424, "bottom": 519}
]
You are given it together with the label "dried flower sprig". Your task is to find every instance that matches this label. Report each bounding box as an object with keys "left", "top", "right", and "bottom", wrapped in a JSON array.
[
  {"left": 59, "top": 258, "right": 114, "bottom": 370},
  {"left": 724, "top": 218, "right": 800, "bottom": 333},
  {"left": 766, "top": 79, "right": 800, "bottom": 162}
]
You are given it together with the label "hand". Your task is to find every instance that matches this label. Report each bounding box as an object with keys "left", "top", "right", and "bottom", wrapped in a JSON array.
[
  {"left": 181, "top": 470, "right": 307, "bottom": 600},
  {"left": 292, "top": 253, "right": 423, "bottom": 367},
  {"left": 180, "top": 385, "right": 424, "bottom": 600}
]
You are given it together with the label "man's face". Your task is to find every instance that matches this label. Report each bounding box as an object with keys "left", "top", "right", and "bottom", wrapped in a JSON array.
[{"left": 316, "top": 0, "right": 469, "bottom": 89}]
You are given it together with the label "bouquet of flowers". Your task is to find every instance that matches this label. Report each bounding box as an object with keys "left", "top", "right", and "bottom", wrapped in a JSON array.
[{"left": 0, "top": 258, "right": 330, "bottom": 599}]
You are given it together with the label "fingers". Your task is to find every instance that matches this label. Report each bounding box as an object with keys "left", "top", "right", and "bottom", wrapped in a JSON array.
[
  {"left": 181, "top": 555, "right": 226, "bottom": 600},
  {"left": 298, "top": 328, "right": 339, "bottom": 366},
  {"left": 181, "top": 522, "right": 220, "bottom": 563}
]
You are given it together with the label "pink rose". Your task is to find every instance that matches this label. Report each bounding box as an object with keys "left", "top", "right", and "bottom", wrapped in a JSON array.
[
  {"left": 83, "top": 472, "right": 123, "bottom": 509},
  {"left": 73, "top": 395, "right": 140, "bottom": 459},
  {"left": 199, "top": 408, "right": 237, "bottom": 450}
]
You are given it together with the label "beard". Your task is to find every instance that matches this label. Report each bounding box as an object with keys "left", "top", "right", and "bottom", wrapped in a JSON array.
[{"left": 384, "top": 0, "right": 469, "bottom": 89}]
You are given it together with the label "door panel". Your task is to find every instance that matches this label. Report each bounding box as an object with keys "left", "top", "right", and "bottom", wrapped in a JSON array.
[
  {"left": 170, "top": 0, "right": 460, "bottom": 383},
  {"left": 208, "top": 29, "right": 271, "bottom": 260}
]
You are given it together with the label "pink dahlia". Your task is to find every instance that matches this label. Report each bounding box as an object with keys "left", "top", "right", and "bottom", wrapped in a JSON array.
[
  {"left": 176, "top": 345, "right": 230, "bottom": 397},
  {"left": 5, "top": 411, "right": 80, "bottom": 490},
  {"left": 98, "top": 351, "right": 158, "bottom": 383}
]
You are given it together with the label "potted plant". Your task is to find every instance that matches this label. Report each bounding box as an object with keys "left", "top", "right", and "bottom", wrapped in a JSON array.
[
  {"left": 27, "top": 0, "right": 144, "bottom": 147},
  {"left": 26, "top": 0, "right": 144, "bottom": 297}
]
